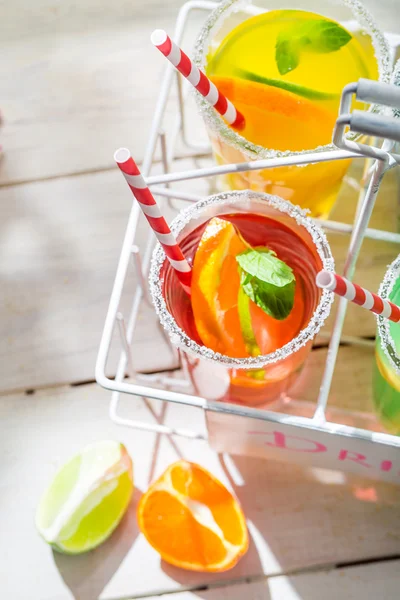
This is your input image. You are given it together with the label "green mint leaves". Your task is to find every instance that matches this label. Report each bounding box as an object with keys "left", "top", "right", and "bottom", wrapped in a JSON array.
[
  {"left": 275, "top": 19, "right": 352, "bottom": 76},
  {"left": 305, "top": 20, "right": 353, "bottom": 53},
  {"left": 276, "top": 39, "right": 301, "bottom": 77},
  {"left": 236, "top": 248, "right": 296, "bottom": 321}
]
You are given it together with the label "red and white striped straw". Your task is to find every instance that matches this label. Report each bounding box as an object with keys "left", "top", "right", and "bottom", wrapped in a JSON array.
[
  {"left": 316, "top": 270, "right": 400, "bottom": 322},
  {"left": 151, "top": 29, "right": 245, "bottom": 131},
  {"left": 114, "top": 148, "right": 191, "bottom": 294}
]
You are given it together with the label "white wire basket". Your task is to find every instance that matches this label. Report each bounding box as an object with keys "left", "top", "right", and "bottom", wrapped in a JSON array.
[{"left": 96, "top": 1, "right": 400, "bottom": 484}]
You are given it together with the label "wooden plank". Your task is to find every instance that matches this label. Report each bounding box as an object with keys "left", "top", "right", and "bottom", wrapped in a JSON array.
[
  {"left": 0, "top": 167, "right": 183, "bottom": 394},
  {"left": 0, "top": 0, "right": 207, "bottom": 184},
  {"left": 2, "top": 383, "right": 400, "bottom": 600},
  {"left": 1, "top": 0, "right": 398, "bottom": 185},
  {"left": 141, "top": 560, "right": 400, "bottom": 599},
  {"left": 1, "top": 157, "right": 396, "bottom": 393}
]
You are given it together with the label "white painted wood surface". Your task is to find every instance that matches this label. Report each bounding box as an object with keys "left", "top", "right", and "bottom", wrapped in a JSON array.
[
  {"left": 143, "top": 560, "right": 400, "bottom": 599},
  {"left": 1, "top": 0, "right": 400, "bottom": 598},
  {"left": 0, "top": 168, "right": 180, "bottom": 393},
  {"left": 0, "top": 155, "right": 217, "bottom": 393},
  {"left": 0, "top": 0, "right": 207, "bottom": 184},
  {"left": 2, "top": 383, "right": 400, "bottom": 600}
]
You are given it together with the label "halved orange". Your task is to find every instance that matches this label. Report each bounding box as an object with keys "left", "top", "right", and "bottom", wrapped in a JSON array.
[
  {"left": 210, "top": 75, "right": 337, "bottom": 150},
  {"left": 137, "top": 461, "right": 249, "bottom": 572}
]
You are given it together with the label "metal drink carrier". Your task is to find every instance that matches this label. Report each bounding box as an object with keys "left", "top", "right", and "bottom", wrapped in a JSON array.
[{"left": 96, "top": 1, "right": 400, "bottom": 483}]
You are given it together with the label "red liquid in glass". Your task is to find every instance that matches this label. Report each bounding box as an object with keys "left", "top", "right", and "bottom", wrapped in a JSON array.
[{"left": 161, "top": 212, "right": 323, "bottom": 406}]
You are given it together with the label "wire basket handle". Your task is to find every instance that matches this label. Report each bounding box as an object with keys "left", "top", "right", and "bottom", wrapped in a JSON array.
[{"left": 333, "top": 78, "right": 400, "bottom": 163}]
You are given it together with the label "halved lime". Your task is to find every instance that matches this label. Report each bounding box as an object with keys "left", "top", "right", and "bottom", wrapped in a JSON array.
[{"left": 36, "top": 440, "right": 133, "bottom": 554}]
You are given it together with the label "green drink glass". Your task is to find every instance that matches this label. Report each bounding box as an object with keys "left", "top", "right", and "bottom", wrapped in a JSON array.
[{"left": 374, "top": 254, "right": 400, "bottom": 434}]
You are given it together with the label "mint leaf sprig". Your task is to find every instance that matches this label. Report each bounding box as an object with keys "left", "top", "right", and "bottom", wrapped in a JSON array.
[
  {"left": 236, "top": 248, "right": 296, "bottom": 321},
  {"left": 275, "top": 19, "right": 352, "bottom": 76}
]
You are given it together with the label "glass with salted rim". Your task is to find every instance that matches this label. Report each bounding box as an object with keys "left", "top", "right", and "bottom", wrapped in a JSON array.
[
  {"left": 193, "top": 0, "right": 391, "bottom": 218},
  {"left": 150, "top": 190, "right": 334, "bottom": 407},
  {"left": 374, "top": 254, "right": 400, "bottom": 434}
]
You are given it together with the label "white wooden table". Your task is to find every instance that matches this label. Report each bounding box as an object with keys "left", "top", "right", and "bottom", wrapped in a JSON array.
[{"left": 1, "top": 1, "right": 400, "bottom": 599}]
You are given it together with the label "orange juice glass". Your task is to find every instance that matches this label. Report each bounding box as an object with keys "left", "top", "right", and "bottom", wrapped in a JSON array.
[{"left": 193, "top": 0, "right": 391, "bottom": 217}]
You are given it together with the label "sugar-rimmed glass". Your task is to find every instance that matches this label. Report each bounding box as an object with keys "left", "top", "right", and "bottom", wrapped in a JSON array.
[
  {"left": 193, "top": 0, "right": 391, "bottom": 218},
  {"left": 150, "top": 190, "right": 334, "bottom": 407}
]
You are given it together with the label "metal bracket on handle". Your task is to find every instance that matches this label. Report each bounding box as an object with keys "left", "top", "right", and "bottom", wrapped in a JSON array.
[{"left": 333, "top": 79, "right": 400, "bottom": 164}]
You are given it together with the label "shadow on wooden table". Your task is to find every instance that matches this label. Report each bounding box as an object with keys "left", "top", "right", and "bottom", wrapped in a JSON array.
[{"left": 52, "top": 488, "right": 142, "bottom": 600}]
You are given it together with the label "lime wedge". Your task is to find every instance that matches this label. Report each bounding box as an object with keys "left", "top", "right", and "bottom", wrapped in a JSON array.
[
  {"left": 238, "top": 287, "right": 266, "bottom": 380},
  {"left": 234, "top": 68, "right": 340, "bottom": 101},
  {"left": 36, "top": 440, "right": 133, "bottom": 554},
  {"left": 238, "top": 285, "right": 260, "bottom": 357}
]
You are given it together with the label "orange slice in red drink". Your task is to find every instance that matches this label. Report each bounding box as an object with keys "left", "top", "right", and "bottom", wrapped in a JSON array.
[
  {"left": 191, "top": 217, "right": 305, "bottom": 358},
  {"left": 210, "top": 76, "right": 337, "bottom": 150}
]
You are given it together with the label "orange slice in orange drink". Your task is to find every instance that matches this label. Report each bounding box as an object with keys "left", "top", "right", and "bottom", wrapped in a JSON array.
[
  {"left": 137, "top": 461, "right": 249, "bottom": 572},
  {"left": 210, "top": 76, "right": 337, "bottom": 150}
]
